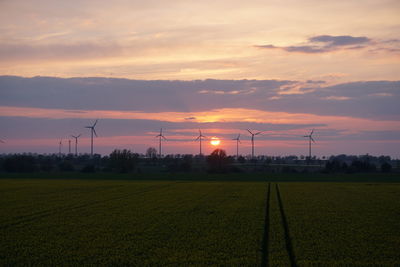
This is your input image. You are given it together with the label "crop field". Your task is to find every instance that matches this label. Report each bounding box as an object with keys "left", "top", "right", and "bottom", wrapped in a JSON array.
[
  {"left": 279, "top": 183, "right": 400, "bottom": 266},
  {"left": 1, "top": 178, "right": 399, "bottom": 266}
]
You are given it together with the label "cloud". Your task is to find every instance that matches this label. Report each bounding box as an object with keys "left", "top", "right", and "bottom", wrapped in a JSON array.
[
  {"left": 277, "top": 81, "right": 323, "bottom": 95},
  {"left": 0, "top": 115, "right": 326, "bottom": 140},
  {"left": 197, "top": 87, "right": 257, "bottom": 95},
  {"left": 309, "top": 35, "right": 370, "bottom": 46},
  {"left": 1, "top": 104, "right": 399, "bottom": 140},
  {"left": 184, "top": 117, "right": 196, "bottom": 120},
  {"left": 0, "top": 42, "right": 123, "bottom": 62},
  {"left": 284, "top": 45, "right": 330, "bottom": 53},
  {"left": 256, "top": 34, "right": 372, "bottom": 54},
  {"left": 306, "top": 80, "right": 326, "bottom": 84},
  {"left": 322, "top": 96, "right": 352, "bottom": 101},
  {"left": 0, "top": 76, "right": 399, "bottom": 121},
  {"left": 1, "top": 76, "right": 399, "bottom": 156},
  {"left": 367, "top": 92, "right": 393, "bottom": 97}
]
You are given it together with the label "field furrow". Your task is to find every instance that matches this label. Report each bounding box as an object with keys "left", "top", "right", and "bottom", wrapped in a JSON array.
[
  {"left": 268, "top": 183, "right": 291, "bottom": 266},
  {"left": 2, "top": 179, "right": 399, "bottom": 266},
  {"left": 275, "top": 184, "right": 297, "bottom": 267},
  {"left": 279, "top": 183, "right": 400, "bottom": 266}
]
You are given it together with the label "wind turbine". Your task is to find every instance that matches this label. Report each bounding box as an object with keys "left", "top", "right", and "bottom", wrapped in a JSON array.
[
  {"left": 71, "top": 134, "right": 81, "bottom": 156},
  {"left": 232, "top": 134, "right": 241, "bottom": 158},
  {"left": 247, "top": 129, "right": 262, "bottom": 159},
  {"left": 58, "top": 139, "right": 63, "bottom": 157},
  {"left": 303, "top": 129, "right": 316, "bottom": 161},
  {"left": 195, "top": 129, "right": 206, "bottom": 155},
  {"left": 68, "top": 139, "right": 71, "bottom": 154},
  {"left": 85, "top": 119, "right": 98, "bottom": 156},
  {"left": 156, "top": 128, "right": 167, "bottom": 158}
]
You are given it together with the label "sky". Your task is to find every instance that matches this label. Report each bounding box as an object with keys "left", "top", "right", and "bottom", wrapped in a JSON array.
[{"left": 0, "top": 0, "right": 399, "bottom": 157}]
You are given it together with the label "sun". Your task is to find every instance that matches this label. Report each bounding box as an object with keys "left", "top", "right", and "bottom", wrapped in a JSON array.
[{"left": 210, "top": 137, "right": 221, "bottom": 146}]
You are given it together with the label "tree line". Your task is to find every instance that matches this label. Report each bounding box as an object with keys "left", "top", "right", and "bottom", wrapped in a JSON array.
[{"left": 0, "top": 148, "right": 397, "bottom": 174}]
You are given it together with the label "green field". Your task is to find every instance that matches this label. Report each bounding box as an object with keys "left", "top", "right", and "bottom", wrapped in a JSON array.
[{"left": 1, "top": 178, "right": 399, "bottom": 266}]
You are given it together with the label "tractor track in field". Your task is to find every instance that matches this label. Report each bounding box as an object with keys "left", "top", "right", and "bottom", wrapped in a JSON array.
[
  {"left": 276, "top": 184, "right": 297, "bottom": 267},
  {"left": 0, "top": 183, "right": 176, "bottom": 230},
  {"left": 261, "top": 183, "right": 271, "bottom": 267}
]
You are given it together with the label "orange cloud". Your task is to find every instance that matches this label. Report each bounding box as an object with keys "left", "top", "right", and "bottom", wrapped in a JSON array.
[{"left": 1, "top": 105, "right": 399, "bottom": 134}]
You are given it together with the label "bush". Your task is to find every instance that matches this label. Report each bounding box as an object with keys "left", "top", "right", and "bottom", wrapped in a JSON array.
[
  {"left": 81, "top": 164, "right": 95, "bottom": 173},
  {"left": 381, "top": 162, "right": 392, "bottom": 173},
  {"left": 58, "top": 160, "right": 74, "bottom": 171},
  {"left": 3, "top": 155, "right": 37, "bottom": 172},
  {"left": 349, "top": 160, "right": 376, "bottom": 173}
]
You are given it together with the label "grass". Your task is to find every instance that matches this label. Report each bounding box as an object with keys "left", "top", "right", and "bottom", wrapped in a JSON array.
[{"left": 1, "top": 176, "right": 400, "bottom": 265}]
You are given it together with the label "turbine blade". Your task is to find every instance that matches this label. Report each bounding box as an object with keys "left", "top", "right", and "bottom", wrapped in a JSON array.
[
  {"left": 93, "top": 129, "right": 98, "bottom": 137},
  {"left": 310, "top": 129, "right": 314, "bottom": 135},
  {"left": 247, "top": 129, "right": 253, "bottom": 135},
  {"left": 195, "top": 136, "right": 200, "bottom": 141},
  {"left": 77, "top": 134, "right": 81, "bottom": 138},
  {"left": 311, "top": 137, "right": 316, "bottom": 143},
  {"left": 93, "top": 119, "right": 98, "bottom": 127},
  {"left": 303, "top": 135, "right": 309, "bottom": 137},
  {"left": 255, "top": 131, "right": 262, "bottom": 135},
  {"left": 162, "top": 136, "right": 167, "bottom": 140}
]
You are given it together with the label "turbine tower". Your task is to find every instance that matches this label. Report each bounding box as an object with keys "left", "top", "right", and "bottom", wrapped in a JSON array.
[
  {"left": 195, "top": 129, "right": 206, "bottom": 155},
  {"left": 71, "top": 134, "right": 81, "bottom": 156},
  {"left": 58, "top": 139, "right": 63, "bottom": 157},
  {"left": 247, "top": 129, "right": 262, "bottom": 159},
  {"left": 68, "top": 139, "right": 71, "bottom": 154},
  {"left": 85, "top": 119, "right": 98, "bottom": 156},
  {"left": 156, "top": 128, "right": 167, "bottom": 158},
  {"left": 232, "top": 134, "right": 241, "bottom": 158},
  {"left": 303, "top": 129, "right": 316, "bottom": 161}
]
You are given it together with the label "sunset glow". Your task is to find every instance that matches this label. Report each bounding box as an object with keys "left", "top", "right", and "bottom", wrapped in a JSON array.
[
  {"left": 0, "top": 1, "right": 399, "bottom": 157},
  {"left": 1, "top": 2, "right": 399, "bottom": 266},
  {"left": 210, "top": 137, "right": 221, "bottom": 146}
]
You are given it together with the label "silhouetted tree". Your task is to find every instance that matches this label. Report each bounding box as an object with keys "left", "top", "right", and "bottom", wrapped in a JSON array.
[
  {"left": 207, "top": 149, "right": 231, "bottom": 173},
  {"left": 146, "top": 147, "right": 157, "bottom": 158},
  {"left": 3, "top": 155, "right": 37, "bottom": 172},
  {"left": 349, "top": 160, "right": 376, "bottom": 173},
  {"left": 324, "top": 159, "right": 344, "bottom": 173},
  {"left": 180, "top": 155, "right": 193, "bottom": 171},
  {"left": 237, "top": 156, "right": 245, "bottom": 164},
  {"left": 109, "top": 149, "right": 139, "bottom": 173},
  {"left": 58, "top": 160, "right": 74, "bottom": 171}
]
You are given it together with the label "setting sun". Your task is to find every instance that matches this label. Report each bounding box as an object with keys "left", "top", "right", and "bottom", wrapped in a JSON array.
[{"left": 210, "top": 137, "right": 221, "bottom": 146}]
